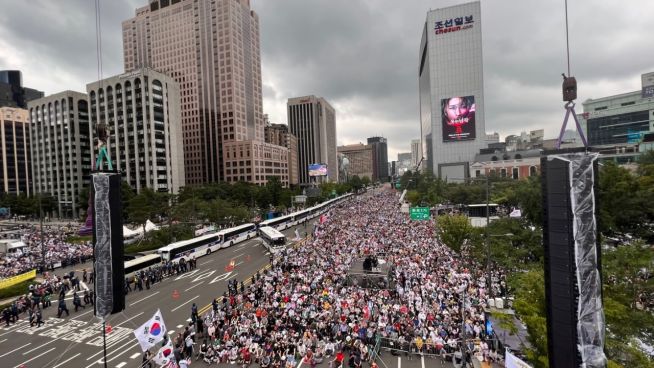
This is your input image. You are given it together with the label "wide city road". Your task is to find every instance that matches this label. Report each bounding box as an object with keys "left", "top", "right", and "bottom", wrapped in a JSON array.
[
  {"left": 0, "top": 223, "right": 301, "bottom": 368},
  {"left": 0, "top": 209, "right": 459, "bottom": 368}
]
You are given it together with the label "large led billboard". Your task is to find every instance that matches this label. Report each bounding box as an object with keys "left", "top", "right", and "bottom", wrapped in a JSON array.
[
  {"left": 308, "top": 163, "right": 328, "bottom": 177},
  {"left": 441, "top": 95, "right": 476, "bottom": 142}
]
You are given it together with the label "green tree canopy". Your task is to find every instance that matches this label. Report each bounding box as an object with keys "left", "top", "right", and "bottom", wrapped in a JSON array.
[{"left": 436, "top": 214, "right": 474, "bottom": 253}]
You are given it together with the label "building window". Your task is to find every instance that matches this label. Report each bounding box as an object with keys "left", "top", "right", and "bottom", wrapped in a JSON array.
[
  {"left": 529, "top": 166, "right": 537, "bottom": 177},
  {"left": 512, "top": 167, "right": 519, "bottom": 179},
  {"left": 475, "top": 170, "right": 481, "bottom": 177},
  {"left": 500, "top": 168, "right": 507, "bottom": 177}
]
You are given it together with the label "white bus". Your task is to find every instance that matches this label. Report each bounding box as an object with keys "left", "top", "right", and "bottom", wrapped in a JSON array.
[
  {"left": 0, "top": 240, "right": 27, "bottom": 256},
  {"left": 217, "top": 223, "right": 257, "bottom": 248},
  {"left": 157, "top": 223, "right": 256, "bottom": 263},
  {"left": 124, "top": 254, "right": 162, "bottom": 277},
  {"left": 258, "top": 213, "right": 295, "bottom": 230},
  {"left": 258, "top": 226, "right": 286, "bottom": 253}
]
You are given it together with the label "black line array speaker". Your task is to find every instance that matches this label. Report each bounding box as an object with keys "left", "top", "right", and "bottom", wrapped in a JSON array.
[
  {"left": 92, "top": 173, "right": 125, "bottom": 317},
  {"left": 541, "top": 150, "right": 606, "bottom": 368}
]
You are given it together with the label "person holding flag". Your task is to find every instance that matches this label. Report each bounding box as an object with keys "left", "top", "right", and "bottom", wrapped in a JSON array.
[
  {"left": 134, "top": 309, "right": 168, "bottom": 352},
  {"left": 154, "top": 339, "right": 176, "bottom": 366}
]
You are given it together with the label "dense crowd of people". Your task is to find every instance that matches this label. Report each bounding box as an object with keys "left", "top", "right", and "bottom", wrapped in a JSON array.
[
  {"left": 0, "top": 226, "right": 93, "bottom": 278},
  {"left": 156, "top": 188, "right": 500, "bottom": 367}
]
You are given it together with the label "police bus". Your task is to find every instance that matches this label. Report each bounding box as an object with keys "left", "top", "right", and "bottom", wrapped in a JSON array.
[
  {"left": 124, "top": 254, "right": 162, "bottom": 277},
  {"left": 157, "top": 223, "right": 256, "bottom": 263},
  {"left": 258, "top": 226, "right": 286, "bottom": 253}
]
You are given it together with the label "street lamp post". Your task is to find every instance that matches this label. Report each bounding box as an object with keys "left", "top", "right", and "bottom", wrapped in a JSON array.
[{"left": 488, "top": 233, "right": 514, "bottom": 301}]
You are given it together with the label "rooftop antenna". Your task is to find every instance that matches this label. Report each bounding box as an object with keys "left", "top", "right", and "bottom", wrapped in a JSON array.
[{"left": 556, "top": 0, "right": 588, "bottom": 149}]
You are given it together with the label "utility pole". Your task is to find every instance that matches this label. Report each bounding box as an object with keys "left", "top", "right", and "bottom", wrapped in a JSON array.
[
  {"left": 485, "top": 177, "right": 491, "bottom": 299},
  {"left": 39, "top": 193, "right": 45, "bottom": 274}
]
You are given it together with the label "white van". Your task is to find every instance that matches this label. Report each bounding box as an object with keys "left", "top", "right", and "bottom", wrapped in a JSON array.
[{"left": 0, "top": 239, "right": 28, "bottom": 256}]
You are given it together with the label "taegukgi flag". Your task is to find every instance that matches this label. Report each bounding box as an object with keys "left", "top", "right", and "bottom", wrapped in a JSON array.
[
  {"left": 134, "top": 309, "right": 167, "bottom": 352},
  {"left": 154, "top": 338, "right": 175, "bottom": 366}
]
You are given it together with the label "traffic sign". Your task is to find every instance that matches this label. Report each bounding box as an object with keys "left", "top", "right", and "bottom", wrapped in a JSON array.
[{"left": 409, "top": 207, "right": 430, "bottom": 220}]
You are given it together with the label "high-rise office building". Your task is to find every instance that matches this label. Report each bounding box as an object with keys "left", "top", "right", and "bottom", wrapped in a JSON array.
[
  {"left": 87, "top": 68, "right": 185, "bottom": 194},
  {"left": 580, "top": 71, "right": 654, "bottom": 147},
  {"left": 265, "top": 123, "right": 299, "bottom": 186},
  {"left": 287, "top": 95, "right": 337, "bottom": 184},
  {"left": 419, "top": 1, "right": 487, "bottom": 180},
  {"left": 123, "top": 0, "right": 264, "bottom": 185},
  {"left": 410, "top": 139, "right": 421, "bottom": 168},
  {"left": 0, "top": 70, "right": 44, "bottom": 109},
  {"left": 367, "top": 137, "right": 389, "bottom": 182},
  {"left": 337, "top": 143, "right": 374, "bottom": 181},
  {"left": 28, "top": 91, "right": 92, "bottom": 218},
  {"left": 0, "top": 107, "right": 31, "bottom": 195}
]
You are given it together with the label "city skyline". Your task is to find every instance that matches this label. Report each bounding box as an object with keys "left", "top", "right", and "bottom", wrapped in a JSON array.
[{"left": 0, "top": 0, "right": 653, "bottom": 159}]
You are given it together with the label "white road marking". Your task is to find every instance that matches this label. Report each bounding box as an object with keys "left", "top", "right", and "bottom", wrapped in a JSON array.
[
  {"left": 235, "top": 261, "right": 244, "bottom": 267},
  {"left": 171, "top": 295, "right": 199, "bottom": 312},
  {"left": 184, "top": 282, "right": 204, "bottom": 292},
  {"left": 12, "top": 347, "right": 56, "bottom": 368},
  {"left": 115, "top": 312, "right": 144, "bottom": 327},
  {"left": 0, "top": 342, "right": 30, "bottom": 357},
  {"left": 129, "top": 291, "right": 160, "bottom": 306},
  {"left": 168, "top": 331, "right": 175, "bottom": 335},
  {"left": 0, "top": 321, "right": 28, "bottom": 336},
  {"left": 107, "top": 342, "right": 138, "bottom": 362},
  {"left": 130, "top": 352, "right": 141, "bottom": 359},
  {"left": 22, "top": 338, "right": 57, "bottom": 355},
  {"left": 199, "top": 259, "right": 213, "bottom": 266},
  {"left": 398, "top": 356, "right": 402, "bottom": 368},
  {"left": 0, "top": 338, "right": 6, "bottom": 343},
  {"left": 176, "top": 325, "right": 184, "bottom": 328},
  {"left": 116, "top": 362, "right": 127, "bottom": 368},
  {"left": 51, "top": 352, "right": 80, "bottom": 368},
  {"left": 77, "top": 309, "right": 94, "bottom": 318},
  {"left": 91, "top": 339, "right": 135, "bottom": 362}
]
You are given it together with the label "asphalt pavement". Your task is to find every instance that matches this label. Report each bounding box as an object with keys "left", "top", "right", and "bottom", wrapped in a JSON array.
[{"left": 0, "top": 220, "right": 457, "bottom": 368}]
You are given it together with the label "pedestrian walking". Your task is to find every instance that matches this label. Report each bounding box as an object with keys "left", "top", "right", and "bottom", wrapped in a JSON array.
[
  {"left": 57, "top": 296, "right": 69, "bottom": 318},
  {"left": 73, "top": 291, "right": 85, "bottom": 311},
  {"left": 36, "top": 308, "right": 44, "bottom": 327}
]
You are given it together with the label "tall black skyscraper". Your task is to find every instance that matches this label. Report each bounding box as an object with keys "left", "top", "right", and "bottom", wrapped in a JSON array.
[
  {"left": 367, "top": 137, "right": 389, "bottom": 182},
  {"left": 0, "top": 70, "right": 44, "bottom": 109}
]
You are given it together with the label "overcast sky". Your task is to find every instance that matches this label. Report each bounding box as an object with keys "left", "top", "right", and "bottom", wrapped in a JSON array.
[{"left": 1, "top": 0, "right": 652, "bottom": 160}]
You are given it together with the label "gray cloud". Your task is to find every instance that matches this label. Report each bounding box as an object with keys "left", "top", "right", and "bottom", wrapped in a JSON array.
[{"left": 1, "top": 0, "right": 652, "bottom": 160}]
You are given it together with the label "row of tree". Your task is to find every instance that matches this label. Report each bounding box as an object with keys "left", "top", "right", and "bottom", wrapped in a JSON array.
[{"left": 430, "top": 151, "right": 654, "bottom": 367}]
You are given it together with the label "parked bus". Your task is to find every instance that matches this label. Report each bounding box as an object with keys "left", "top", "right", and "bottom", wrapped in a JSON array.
[
  {"left": 157, "top": 232, "right": 222, "bottom": 263},
  {"left": 158, "top": 223, "right": 256, "bottom": 263},
  {"left": 124, "top": 254, "right": 162, "bottom": 277},
  {"left": 258, "top": 213, "right": 295, "bottom": 230},
  {"left": 0, "top": 239, "right": 28, "bottom": 256},
  {"left": 258, "top": 226, "right": 286, "bottom": 253},
  {"left": 217, "top": 223, "right": 257, "bottom": 248}
]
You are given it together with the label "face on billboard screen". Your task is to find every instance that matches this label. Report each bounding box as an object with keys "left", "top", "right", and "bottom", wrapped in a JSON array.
[
  {"left": 308, "top": 164, "right": 328, "bottom": 177},
  {"left": 441, "top": 96, "right": 476, "bottom": 142}
]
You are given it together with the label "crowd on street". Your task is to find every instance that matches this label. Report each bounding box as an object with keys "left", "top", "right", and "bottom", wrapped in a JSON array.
[
  {"left": 155, "top": 188, "right": 502, "bottom": 367},
  {"left": 0, "top": 226, "right": 93, "bottom": 278}
]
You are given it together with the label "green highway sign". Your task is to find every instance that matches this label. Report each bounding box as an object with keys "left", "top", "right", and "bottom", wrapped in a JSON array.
[{"left": 410, "top": 207, "right": 430, "bottom": 220}]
